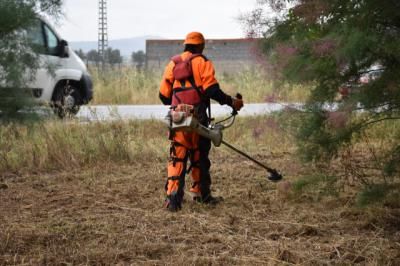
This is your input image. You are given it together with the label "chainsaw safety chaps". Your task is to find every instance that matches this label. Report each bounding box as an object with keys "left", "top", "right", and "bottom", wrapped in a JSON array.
[{"left": 166, "top": 131, "right": 212, "bottom": 205}]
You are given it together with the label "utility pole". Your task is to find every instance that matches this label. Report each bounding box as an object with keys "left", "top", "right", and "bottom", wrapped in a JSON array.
[{"left": 98, "top": 0, "right": 108, "bottom": 70}]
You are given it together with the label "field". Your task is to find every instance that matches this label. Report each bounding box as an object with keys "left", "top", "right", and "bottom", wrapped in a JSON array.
[{"left": 1, "top": 117, "right": 399, "bottom": 265}]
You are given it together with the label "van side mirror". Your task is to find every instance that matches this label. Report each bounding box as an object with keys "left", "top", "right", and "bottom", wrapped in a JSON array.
[{"left": 59, "top": 39, "right": 69, "bottom": 58}]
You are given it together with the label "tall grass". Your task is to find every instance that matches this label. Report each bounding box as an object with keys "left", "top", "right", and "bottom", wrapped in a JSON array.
[
  {"left": 91, "top": 67, "right": 310, "bottom": 105},
  {"left": 219, "top": 68, "right": 310, "bottom": 103},
  {"left": 91, "top": 68, "right": 161, "bottom": 105},
  {"left": 0, "top": 116, "right": 296, "bottom": 174},
  {"left": 0, "top": 120, "right": 167, "bottom": 173}
]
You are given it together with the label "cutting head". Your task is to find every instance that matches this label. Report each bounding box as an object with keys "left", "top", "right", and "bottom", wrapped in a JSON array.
[{"left": 267, "top": 168, "right": 283, "bottom": 182}]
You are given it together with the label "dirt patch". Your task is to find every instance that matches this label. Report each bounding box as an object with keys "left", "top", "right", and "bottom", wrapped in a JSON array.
[{"left": 1, "top": 154, "right": 400, "bottom": 265}]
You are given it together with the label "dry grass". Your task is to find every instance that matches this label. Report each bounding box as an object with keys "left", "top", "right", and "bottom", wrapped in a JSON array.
[
  {"left": 91, "top": 68, "right": 161, "bottom": 105},
  {"left": 0, "top": 115, "right": 295, "bottom": 174},
  {"left": 1, "top": 160, "right": 399, "bottom": 264},
  {"left": 0, "top": 119, "right": 165, "bottom": 174},
  {"left": 1, "top": 116, "right": 400, "bottom": 264},
  {"left": 91, "top": 67, "right": 310, "bottom": 105}
]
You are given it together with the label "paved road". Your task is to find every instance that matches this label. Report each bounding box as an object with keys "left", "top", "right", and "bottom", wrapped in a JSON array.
[{"left": 76, "top": 103, "right": 300, "bottom": 121}]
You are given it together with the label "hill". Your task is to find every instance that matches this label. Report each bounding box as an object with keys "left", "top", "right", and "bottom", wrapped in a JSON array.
[{"left": 69, "top": 36, "right": 163, "bottom": 56}]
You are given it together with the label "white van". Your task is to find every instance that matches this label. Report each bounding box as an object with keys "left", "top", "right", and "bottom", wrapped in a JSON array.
[{"left": 26, "top": 17, "right": 93, "bottom": 117}]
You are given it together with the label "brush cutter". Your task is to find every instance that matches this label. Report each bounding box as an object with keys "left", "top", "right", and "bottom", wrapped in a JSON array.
[{"left": 164, "top": 95, "right": 283, "bottom": 182}]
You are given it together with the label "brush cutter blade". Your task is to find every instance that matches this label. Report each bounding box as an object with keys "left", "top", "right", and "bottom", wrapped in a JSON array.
[{"left": 267, "top": 169, "right": 283, "bottom": 182}]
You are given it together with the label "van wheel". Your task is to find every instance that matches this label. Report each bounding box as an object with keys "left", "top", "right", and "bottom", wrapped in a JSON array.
[{"left": 52, "top": 82, "right": 82, "bottom": 118}]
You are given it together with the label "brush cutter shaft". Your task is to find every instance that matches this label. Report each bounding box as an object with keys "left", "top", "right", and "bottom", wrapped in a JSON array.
[
  {"left": 221, "top": 140, "right": 274, "bottom": 173},
  {"left": 164, "top": 109, "right": 283, "bottom": 182}
]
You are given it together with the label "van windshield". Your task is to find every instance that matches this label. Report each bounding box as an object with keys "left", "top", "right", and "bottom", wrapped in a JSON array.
[
  {"left": 43, "top": 24, "right": 59, "bottom": 55},
  {"left": 27, "top": 20, "right": 46, "bottom": 54}
]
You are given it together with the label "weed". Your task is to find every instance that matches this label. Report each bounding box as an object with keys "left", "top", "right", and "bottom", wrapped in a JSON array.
[
  {"left": 292, "top": 174, "right": 339, "bottom": 200},
  {"left": 357, "top": 183, "right": 400, "bottom": 207}
]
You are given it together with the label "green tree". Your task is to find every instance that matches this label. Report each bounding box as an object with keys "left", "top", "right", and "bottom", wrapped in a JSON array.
[
  {"left": 131, "top": 50, "right": 146, "bottom": 70},
  {"left": 75, "top": 49, "right": 87, "bottom": 61},
  {"left": 0, "top": 0, "right": 63, "bottom": 120},
  {"left": 245, "top": 0, "right": 400, "bottom": 202},
  {"left": 87, "top": 49, "right": 101, "bottom": 67},
  {"left": 105, "top": 47, "right": 123, "bottom": 67}
]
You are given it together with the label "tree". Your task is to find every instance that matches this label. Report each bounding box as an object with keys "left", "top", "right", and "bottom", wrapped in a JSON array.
[
  {"left": 105, "top": 47, "right": 123, "bottom": 67},
  {"left": 75, "top": 49, "right": 87, "bottom": 61},
  {"left": 131, "top": 50, "right": 146, "bottom": 70},
  {"left": 0, "top": 0, "right": 63, "bottom": 119},
  {"left": 245, "top": 0, "right": 400, "bottom": 202},
  {"left": 87, "top": 49, "right": 101, "bottom": 67}
]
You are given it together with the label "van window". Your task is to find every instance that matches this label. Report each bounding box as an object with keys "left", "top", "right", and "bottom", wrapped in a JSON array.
[
  {"left": 27, "top": 20, "right": 46, "bottom": 53},
  {"left": 44, "top": 24, "right": 59, "bottom": 56}
]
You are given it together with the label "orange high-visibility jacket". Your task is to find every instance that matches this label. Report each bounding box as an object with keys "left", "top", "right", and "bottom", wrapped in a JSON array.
[{"left": 159, "top": 51, "right": 233, "bottom": 107}]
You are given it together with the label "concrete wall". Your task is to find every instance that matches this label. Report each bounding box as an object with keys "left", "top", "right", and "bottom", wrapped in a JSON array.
[{"left": 146, "top": 39, "right": 260, "bottom": 74}]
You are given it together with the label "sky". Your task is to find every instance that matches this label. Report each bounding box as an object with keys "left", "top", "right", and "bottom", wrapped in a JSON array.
[{"left": 57, "top": 0, "right": 258, "bottom": 42}]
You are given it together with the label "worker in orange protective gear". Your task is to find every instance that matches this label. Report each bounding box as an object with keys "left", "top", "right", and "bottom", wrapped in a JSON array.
[{"left": 159, "top": 32, "right": 244, "bottom": 212}]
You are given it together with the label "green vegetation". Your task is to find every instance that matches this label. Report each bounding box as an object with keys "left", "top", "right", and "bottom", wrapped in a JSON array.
[
  {"left": 244, "top": 0, "right": 400, "bottom": 204},
  {"left": 131, "top": 50, "right": 146, "bottom": 69},
  {"left": 292, "top": 174, "right": 339, "bottom": 198},
  {"left": 0, "top": 0, "right": 62, "bottom": 120}
]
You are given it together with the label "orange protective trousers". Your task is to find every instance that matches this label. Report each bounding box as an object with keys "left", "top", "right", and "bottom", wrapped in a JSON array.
[{"left": 166, "top": 130, "right": 212, "bottom": 203}]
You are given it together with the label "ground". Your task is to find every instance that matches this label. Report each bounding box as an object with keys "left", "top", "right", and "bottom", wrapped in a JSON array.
[{"left": 1, "top": 151, "right": 399, "bottom": 265}]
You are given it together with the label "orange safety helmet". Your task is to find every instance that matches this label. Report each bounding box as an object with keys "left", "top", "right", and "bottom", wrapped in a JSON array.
[{"left": 184, "top": 32, "right": 205, "bottom": 45}]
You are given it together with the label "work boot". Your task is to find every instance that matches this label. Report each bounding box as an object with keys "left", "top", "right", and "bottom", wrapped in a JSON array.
[
  {"left": 194, "top": 194, "right": 224, "bottom": 205},
  {"left": 189, "top": 184, "right": 201, "bottom": 201},
  {"left": 164, "top": 194, "right": 182, "bottom": 212}
]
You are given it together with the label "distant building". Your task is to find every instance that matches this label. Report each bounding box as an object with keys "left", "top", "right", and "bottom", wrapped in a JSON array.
[{"left": 146, "top": 38, "right": 261, "bottom": 74}]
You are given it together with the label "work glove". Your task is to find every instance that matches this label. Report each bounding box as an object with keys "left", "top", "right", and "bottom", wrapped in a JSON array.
[{"left": 231, "top": 94, "right": 244, "bottom": 111}]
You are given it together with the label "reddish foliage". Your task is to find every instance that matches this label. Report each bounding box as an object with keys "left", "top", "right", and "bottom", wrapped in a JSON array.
[
  {"left": 326, "top": 111, "right": 349, "bottom": 129},
  {"left": 252, "top": 126, "right": 264, "bottom": 138},
  {"left": 312, "top": 39, "right": 337, "bottom": 57},
  {"left": 276, "top": 43, "right": 298, "bottom": 57},
  {"left": 292, "top": 0, "right": 330, "bottom": 24},
  {"left": 275, "top": 43, "right": 298, "bottom": 73}
]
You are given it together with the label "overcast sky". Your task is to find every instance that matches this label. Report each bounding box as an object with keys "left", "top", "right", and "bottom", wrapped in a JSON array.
[{"left": 57, "top": 0, "right": 257, "bottom": 41}]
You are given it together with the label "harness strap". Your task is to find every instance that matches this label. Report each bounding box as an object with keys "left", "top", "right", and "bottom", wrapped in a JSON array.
[
  {"left": 172, "top": 141, "right": 184, "bottom": 147},
  {"left": 170, "top": 141, "right": 192, "bottom": 166},
  {"left": 187, "top": 148, "right": 200, "bottom": 174},
  {"left": 188, "top": 76, "right": 211, "bottom": 123},
  {"left": 169, "top": 157, "right": 186, "bottom": 165},
  {"left": 168, "top": 176, "right": 181, "bottom": 181},
  {"left": 171, "top": 54, "right": 208, "bottom": 110}
]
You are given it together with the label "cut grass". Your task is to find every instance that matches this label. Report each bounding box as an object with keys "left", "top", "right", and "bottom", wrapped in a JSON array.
[{"left": 1, "top": 153, "right": 399, "bottom": 264}]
